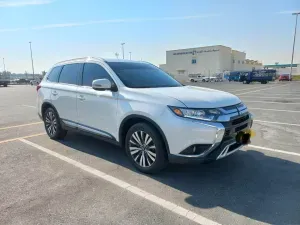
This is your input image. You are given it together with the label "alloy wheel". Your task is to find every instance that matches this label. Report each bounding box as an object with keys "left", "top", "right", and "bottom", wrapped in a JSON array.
[
  {"left": 129, "top": 131, "right": 156, "bottom": 167},
  {"left": 45, "top": 110, "right": 57, "bottom": 136}
]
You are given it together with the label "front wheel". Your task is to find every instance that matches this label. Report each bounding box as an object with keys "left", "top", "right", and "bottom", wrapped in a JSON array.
[
  {"left": 43, "top": 107, "right": 67, "bottom": 140},
  {"left": 125, "top": 123, "right": 168, "bottom": 174}
]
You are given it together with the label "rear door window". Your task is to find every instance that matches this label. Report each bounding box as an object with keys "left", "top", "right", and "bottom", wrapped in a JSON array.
[
  {"left": 81, "top": 63, "right": 113, "bottom": 86},
  {"left": 47, "top": 66, "right": 62, "bottom": 83},
  {"left": 58, "top": 63, "right": 83, "bottom": 85}
]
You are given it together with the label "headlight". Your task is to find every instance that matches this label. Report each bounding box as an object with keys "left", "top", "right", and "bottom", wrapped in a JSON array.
[{"left": 168, "top": 106, "right": 221, "bottom": 121}]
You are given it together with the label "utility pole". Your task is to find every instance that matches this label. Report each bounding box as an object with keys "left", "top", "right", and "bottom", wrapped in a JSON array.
[
  {"left": 115, "top": 52, "right": 119, "bottom": 59},
  {"left": 29, "top": 41, "right": 35, "bottom": 80},
  {"left": 2, "top": 58, "right": 5, "bottom": 73},
  {"left": 290, "top": 12, "right": 300, "bottom": 81},
  {"left": 129, "top": 52, "right": 132, "bottom": 60},
  {"left": 121, "top": 43, "right": 125, "bottom": 59}
]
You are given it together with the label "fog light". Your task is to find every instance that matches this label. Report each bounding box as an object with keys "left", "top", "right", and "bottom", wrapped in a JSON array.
[{"left": 236, "top": 130, "right": 253, "bottom": 145}]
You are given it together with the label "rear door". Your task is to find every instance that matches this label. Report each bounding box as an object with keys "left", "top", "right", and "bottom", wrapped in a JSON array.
[
  {"left": 77, "top": 62, "right": 119, "bottom": 139},
  {"left": 51, "top": 63, "right": 83, "bottom": 127}
]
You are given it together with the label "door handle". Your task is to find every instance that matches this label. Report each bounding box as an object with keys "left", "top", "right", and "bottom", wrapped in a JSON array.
[
  {"left": 52, "top": 91, "right": 58, "bottom": 96},
  {"left": 78, "top": 95, "right": 85, "bottom": 101}
]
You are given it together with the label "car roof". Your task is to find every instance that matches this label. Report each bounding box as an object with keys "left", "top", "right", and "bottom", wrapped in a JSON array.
[{"left": 53, "top": 57, "right": 146, "bottom": 66}]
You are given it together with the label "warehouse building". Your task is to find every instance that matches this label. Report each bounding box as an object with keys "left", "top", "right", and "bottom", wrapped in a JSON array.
[{"left": 159, "top": 45, "right": 263, "bottom": 80}]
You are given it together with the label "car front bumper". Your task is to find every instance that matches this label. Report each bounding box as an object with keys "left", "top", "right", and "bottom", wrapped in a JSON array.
[
  {"left": 168, "top": 137, "right": 244, "bottom": 163},
  {"left": 158, "top": 105, "right": 253, "bottom": 163}
]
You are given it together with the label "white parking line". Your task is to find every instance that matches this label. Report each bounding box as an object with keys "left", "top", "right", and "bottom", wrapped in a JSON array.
[
  {"left": 19, "top": 138, "right": 220, "bottom": 225},
  {"left": 244, "top": 100, "right": 300, "bottom": 104},
  {"left": 255, "top": 120, "right": 300, "bottom": 127},
  {"left": 245, "top": 93, "right": 300, "bottom": 96},
  {"left": 234, "top": 83, "right": 290, "bottom": 95},
  {"left": 249, "top": 108, "right": 300, "bottom": 113},
  {"left": 242, "top": 96, "right": 300, "bottom": 100},
  {"left": 247, "top": 145, "right": 300, "bottom": 157},
  {"left": 22, "top": 104, "right": 36, "bottom": 108},
  {"left": 0, "top": 122, "right": 43, "bottom": 130}
]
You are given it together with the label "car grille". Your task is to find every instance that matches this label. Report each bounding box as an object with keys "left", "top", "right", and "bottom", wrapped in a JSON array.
[
  {"left": 232, "top": 114, "right": 249, "bottom": 125},
  {"left": 235, "top": 123, "right": 248, "bottom": 132}
]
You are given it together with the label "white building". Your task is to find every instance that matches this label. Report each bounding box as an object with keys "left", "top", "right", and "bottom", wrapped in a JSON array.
[{"left": 159, "top": 45, "right": 263, "bottom": 81}]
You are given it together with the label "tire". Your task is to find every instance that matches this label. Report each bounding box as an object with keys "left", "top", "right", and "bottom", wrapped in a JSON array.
[
  {"left": 202, "top": 79, "right": 205, "bottom": 82},
  {"left": 43, "top": 107, "right": 67, "bottom": 140},
  {"left": 4, "top": 84, "right": 7, "bottom": 87},
  {"left": 125, "top": 123, "right": 168, "bottom": 174},
  {"left": 191, "top": 79, "right": 194, "bottom": 82}
]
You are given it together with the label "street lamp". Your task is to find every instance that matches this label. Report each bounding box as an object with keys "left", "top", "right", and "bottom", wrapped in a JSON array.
[
  {"left": 121, "top": 43, "right": 125, "bottom": 59},
  {"left": 2, "top": 58, "right": 5, "bottom": 72},
  {"left": 129, "top": 52, "right": 132, "bottom": 60},
  {"left": 29, "top": 41, "right": 35, "bottom": 80},
  {"left": 290, "top": 12, "right": 300, "bottom": 81}
]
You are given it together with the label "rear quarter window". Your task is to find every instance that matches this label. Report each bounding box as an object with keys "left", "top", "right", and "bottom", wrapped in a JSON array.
[{"left": 47, "top": 66, "right": 62, "bottom": 83}]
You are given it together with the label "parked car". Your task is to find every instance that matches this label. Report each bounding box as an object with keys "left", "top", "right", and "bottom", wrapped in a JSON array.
[
  {"left": 30, "top": 80, "right": 40, "bottom": 85},
  {"left": 209, "top": 76, "right": 218, "bottom": 82},
  {"left": 0, "top": 72, "right": 10, "bottom": 87},
  {"left": 189, "top": 75, "right": 206, "bottom": 82},
  {"left": 279, "top": 74, "right": 292, "bottom": 81},
  {"left": 37, "top": 57, "right": 253, "bottom": 173}
]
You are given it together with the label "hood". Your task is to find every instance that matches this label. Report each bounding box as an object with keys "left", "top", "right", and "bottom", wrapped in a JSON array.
[{"left": 134, "top": 86, "right": 241, "bottom": 108}]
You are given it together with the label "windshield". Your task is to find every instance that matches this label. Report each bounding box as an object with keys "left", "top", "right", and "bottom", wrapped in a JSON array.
[{"left": 106, "top": 62, "right": 182, "bottom": 88}]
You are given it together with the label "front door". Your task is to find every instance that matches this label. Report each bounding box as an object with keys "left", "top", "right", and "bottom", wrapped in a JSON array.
[{"left": 77, "top": 62, "right": 119, "bottom": 140}]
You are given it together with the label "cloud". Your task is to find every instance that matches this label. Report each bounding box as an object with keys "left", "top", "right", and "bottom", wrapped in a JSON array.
[
  {"left": 0, "top": 0, "right": 54, "bottom": 7},
  {"left": 277, "top": 10, "right": 300, "bottom": 14},
  {"left": 0, "top": 14, "right": 221, "bottom": 32}
]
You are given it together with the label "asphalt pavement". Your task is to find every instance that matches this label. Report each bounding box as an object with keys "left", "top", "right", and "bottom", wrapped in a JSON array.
[{"left": 0, "top": 82, "right": 299, "bottom": 225}]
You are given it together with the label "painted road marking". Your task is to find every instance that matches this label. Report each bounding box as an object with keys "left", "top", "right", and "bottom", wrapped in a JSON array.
[
  {"left": 235, "top": 83, "right": 290, "bottom": 96},
  {"left": 0, "top": 133, "right": 46, "bottom": 144},
  {"left": 255, "top": 120, "right": 300, "bottom": 127},
  {"left": 247, "top": 145, "right": 300, "bottom": 157},
  {"left": 243, "top": 93, "right": 300, "bottom": 96},
  {"left": 19, "top": 138, "right": 221, "bottom": 225},
  {"left": 227, "top": 84, "right": 281, "bottom": 93},
  {"left": 22, "top": 104, "right": 36, "bottom": 108},
  {"left": 0, "top": 122, "right": 43, "bottom": 130},
  {"left": 242, "top": 96, "right": 300, "bottom": 100},
  {"left": 249, "top": 108, "right": 300, "bottom": 113},
  {"left": 244, "top": 100, "right": 300, "bottom": 104}
]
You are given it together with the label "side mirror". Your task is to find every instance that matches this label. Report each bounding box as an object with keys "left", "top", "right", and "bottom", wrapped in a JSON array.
[{"left": 92, "top": 79, "right": 112, "bottom": 91}]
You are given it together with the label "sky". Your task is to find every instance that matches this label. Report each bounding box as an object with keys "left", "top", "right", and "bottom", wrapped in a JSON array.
[{"left": 0, "top": 0, "right": 299, "bottom": 73}]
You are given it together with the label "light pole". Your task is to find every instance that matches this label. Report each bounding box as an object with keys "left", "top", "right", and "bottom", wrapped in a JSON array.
[
  {"left": 121, "top": 43, "right": 125, "bottom": 59},
  {"left": 129, "top": 52, "right": 132, "bottom": 60},
  {"left": 29, "top": 41, "right": 35, "bottom": 80},
  {"left": 115, "top": 52, "right": 119, "bottom": 59},
  {"left": 2, "top": 58, "right": 5, "bottom": 73},
  {"left": 290, "top": 12, "right": 300, "bottom": 81}
]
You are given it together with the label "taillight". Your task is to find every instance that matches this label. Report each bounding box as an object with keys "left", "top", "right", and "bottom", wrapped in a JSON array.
[{"left": 36, "top": 84, "right": 41, "bottom": 92}]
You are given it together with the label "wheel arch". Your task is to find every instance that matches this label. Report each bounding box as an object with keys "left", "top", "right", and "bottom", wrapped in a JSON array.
[
  {"left": 119, "top": 114, "right": 170, "bottom": 154},
  {"left": 41, "top": 101, "right": 59, "bottom": 119}
]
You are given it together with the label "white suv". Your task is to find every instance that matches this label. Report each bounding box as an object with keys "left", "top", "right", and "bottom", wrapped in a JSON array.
[{"left": 37, "top": 57, "right": 253, "bottom": 173}]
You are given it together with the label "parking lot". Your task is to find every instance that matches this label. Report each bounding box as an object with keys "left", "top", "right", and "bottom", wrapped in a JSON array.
[{"left": 0, "top": 82, "right": 299, "bottom": 225}]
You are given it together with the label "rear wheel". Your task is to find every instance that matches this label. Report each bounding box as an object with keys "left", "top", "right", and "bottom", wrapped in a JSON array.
[
  {"left": 43, "top": 107, "right": 67, "bottom": 140},
  {"left": 191, "top": 79, "right": 194, "bottom": 82},
  {"left": 125, "top": 123, "right": 168, "bottom": 174}
]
